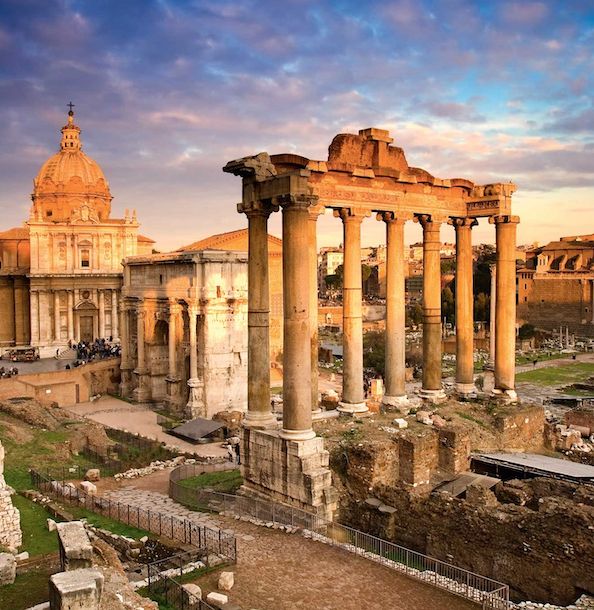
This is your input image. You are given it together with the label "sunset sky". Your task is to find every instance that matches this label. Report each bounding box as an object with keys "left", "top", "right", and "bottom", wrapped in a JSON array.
[{"left": 1, "top": 0, "right": 593, "bottom": 251}]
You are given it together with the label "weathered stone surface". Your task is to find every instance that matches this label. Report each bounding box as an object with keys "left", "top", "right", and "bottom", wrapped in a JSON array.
[
  {"left": 48, "top": 518, "right": 57, "bottom": 531},
  {"left": 206, "top": 591, "right": 229, "bottom": 608},
  {"left": 49, "top": 568, "right": 103, "bottom": 610},
  {"left": 56, "top": 521, "right": 93, "bottom": 571},
  {"left": 0, "top": 552, "right": 16, "bottom": 586},
  {"left": 79, "top": 481, "right": 97, "bottom": 495},
  {"left": 84, "top": 469, "right": 100, "bottom": 482},
  {"left": 182, "top": 583, "right": 202, "bottom": 601},
  {"left": 218, "top": 571, "right": 234, "bottom": 591},
  {"left": 0, "top": 441, "right": 21, "bottom": 551}
]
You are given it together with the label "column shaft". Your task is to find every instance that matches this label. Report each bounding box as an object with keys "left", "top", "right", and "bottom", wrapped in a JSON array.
[
  {"left": 489, "top": 265, "right": 496, "bottom": 365},
  {"left": 98, "top": 290, "right": 105, "bottom": 338},
  {"left": 54, "top": 291, "right": 61, "bottom": 342},
  {"left": 31, "top": 290, "right": 39, "bottom": 345},
  {"left": 67, "top": 291, "right": 74, "bottom": 341},
  {"left": 336, "top": 209, "right": 367, "bottom": 412},
  {"left": 454, "top": 219, "right": 476, "bottom": 394},
  {"left": 244, "top": 207, "right": 275, "bottom": 428},
  {"left": 280, "top": 196, "right": 315, "bottom": 439},
  {"left": 136, "top": 305, "right": 146, "bottom": 372},
  {"left": 492, "top": 216, "right": 519, "bottom": 397},
  {"left": 308, "top": 210, "right": 321, "bottom": 412},
  {"left": 419, "top": 216, "right": 444, "bottom": 396},
  {"left": 381, "top": 213, "right": 407, "bottom": 404},
  {"left": 168, "top": 304, "right": 178, "bottom": 378},
  {"left": 188, "top": 305, "right": 198, "bottom": 380},
  {"left": 120, "top": 306, "right": 130, "bottom": 367},
  {"left": 111, "top": 290, "right": 119, "bottom": 338}
]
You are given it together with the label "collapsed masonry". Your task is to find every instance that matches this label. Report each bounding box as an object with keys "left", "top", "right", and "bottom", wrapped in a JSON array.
[{"left": 0, "top": 440, "right": 21, "bottom": 552}]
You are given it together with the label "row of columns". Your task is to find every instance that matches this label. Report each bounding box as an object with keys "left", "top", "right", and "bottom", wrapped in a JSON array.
[
  {"left": 242, "top": 198, "right": 520, "bottom": 440},
  {"left": 30, "top": 288, "right": 119, "bottom": 344}
]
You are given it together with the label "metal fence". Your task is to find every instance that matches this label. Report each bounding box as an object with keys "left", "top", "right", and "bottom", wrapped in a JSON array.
[
  {"left": 170, "top": 464, "right": 509, "bottom": 610},
  {"left": 146, "top": 551, "right": 218, "bottom": 610},
  {"left": 30, "top": 469, "right": 237, "bottom": 564}
]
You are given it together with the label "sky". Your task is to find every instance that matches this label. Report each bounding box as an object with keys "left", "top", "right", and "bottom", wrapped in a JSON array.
[{"left": 0, "top": 0, "right": 593, "bottom": 251}]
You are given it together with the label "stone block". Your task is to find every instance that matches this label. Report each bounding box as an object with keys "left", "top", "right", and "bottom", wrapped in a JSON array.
[
  {"left": 79, "top": 481, "right": 97, "bottom": 494},
  {"left": 49, "top": 568, "right": 103, "bottom": 610},
  {"left": 84, "top": 469, "right": 100, "bottom": 482},
  {"left": 15, "top": 551, "right": 29, "bottom": 561},
  {"left": 206, "top": 591, "right": 229, "bottom": 608},
  {"left": 56, "top": 521, "right": 93, "bottom": 571},
  {"left": 0, "top": 552, "right": 16, "bottom": 586},
  {"left": 48, "top": 518, "right": 57, "bottom": 532},
  {"left": 393, "top": 418, "right": 408, "bottom": 429},
  {"left": 218, "top": 571, "right": 234, "bottom": 591},
  {"left": 182, "top": 583, "right": 202, "bottom": 601}
]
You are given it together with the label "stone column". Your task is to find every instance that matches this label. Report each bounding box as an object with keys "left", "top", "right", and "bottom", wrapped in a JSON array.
[
  {"left": 417, "top": 215, "right": 445, "bottom": 401},
  {"left": 30, "top": 290, "right": 39, "bottom": 345},
  {"left": 67, "top": 291, "right": 74, "bottom": 342},
  {"left": 489, "top": 264, "right": 496, "bottom": 366},
  {"left": 309, "top": 207, "right": 323, "bottom": 414},
  {"left": 591, "top": 280, "right": 594, "bottom": 324},
  {"left": 98, "top": 290, "right": 105, "bottom": 338},
  {"left": 168, "top": 302, "right": 179, "bottom": 378},
  {"left": 111, "top": 290, "right": 119, "bottom": 339},
  {"left": 54, "top": 291, "right": 61, "bottom": 343},
  {"left": 135, "top": 304, "right": 146, "bottom": 373},
  {"left": 39, "top": 290, "right": 51, "bottom": 344},
  {"left": 378, "top": 212, "right": 408, "bottom": 407},
  {"left": 279, "top": 194, "right": 316, "bottom": 440},
  {"left": 453, "top": 218, "right": 477, "bottom": 396},
  {"left": 186, "top": 302, "right": 202, "bottom": 412},
  {"left": 490, "top": 215, "right": 520, "bottom": 400},
  {"left": 238, "top": 202, "right": 277, "bottom": 429},
  {"left": 334, "top": 208, "right": 368, "bottom": 414}
]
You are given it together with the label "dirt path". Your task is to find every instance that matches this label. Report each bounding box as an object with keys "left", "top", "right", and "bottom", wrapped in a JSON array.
[{"left": 197, "top": 517, "right": 479, "bottom": 610}]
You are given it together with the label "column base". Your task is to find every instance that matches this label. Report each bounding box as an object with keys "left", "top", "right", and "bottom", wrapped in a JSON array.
[
  {"left": 244, "top": 411, "right": 279, "bottom": 430},
  {"left": 419, "top": 388, "right": 447, "bottom": 404},
  {"left": 455, "top": 383, "right": 477, "bottom": 398},
  {"left": 241, "top": 427, "right": 337, "bottom": 521},
  {"left": 337, "top": 401, "right": 369, "bottom": 415},
  {"left": 381, "top": 394, "right": 409, "bottom": 408},
  {"left": 186, "top": 378, "right": 205, "bottom": 418},
  {"left": 491, "top": 388, "right": 518, "bottom": 402},
  {"left": 278, "top": 428, "right": 316, "bottom": 441}
]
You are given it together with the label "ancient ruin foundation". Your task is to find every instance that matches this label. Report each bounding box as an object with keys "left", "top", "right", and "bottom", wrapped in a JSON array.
[
  {"left": 224, "top": 128, "right": 518, "bottom": 516},
  {"left": 0, "top": 440, "right": 21, "bottom": 551}
]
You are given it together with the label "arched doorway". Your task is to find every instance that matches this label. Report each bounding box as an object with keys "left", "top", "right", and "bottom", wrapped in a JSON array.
[{"left": 75, "top": 301, "right": 98, "bottom": 343}]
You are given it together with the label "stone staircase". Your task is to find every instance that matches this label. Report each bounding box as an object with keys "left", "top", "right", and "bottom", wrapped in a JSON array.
[{"left": 56, "top": 347, "right": 76, "bottom": 360}]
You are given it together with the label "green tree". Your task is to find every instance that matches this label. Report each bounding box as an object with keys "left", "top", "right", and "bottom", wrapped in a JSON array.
[
  {"left": 363, "top": 330, "right": 386, "bottom": 377},
  {"left": 407, "top": 303, "right": 423, "bottom": 326},
  {"left": 441, "top": 286, "right": 455, "bottom": 324},
  {"left": 518, "top": 323, "right": 536, "bottom": 340}
]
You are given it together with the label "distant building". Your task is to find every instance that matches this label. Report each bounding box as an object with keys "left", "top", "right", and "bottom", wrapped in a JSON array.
[
  {"left": 517, "top": 234, "right": 594, "bottom": 337},
  {"left": 0, "top": 108, "right": 153, "bottom": 353}
]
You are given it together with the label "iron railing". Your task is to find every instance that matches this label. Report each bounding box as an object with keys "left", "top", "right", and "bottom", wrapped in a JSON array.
[
  {"left": 30, "top": 469, "right": 237, "bottom": 564},
  {"left": 170, "top": 463, "right": 509, "bottom": 610}
]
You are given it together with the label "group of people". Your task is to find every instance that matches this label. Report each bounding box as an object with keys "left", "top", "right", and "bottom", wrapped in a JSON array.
[
  {"left": 65, "top": 338, "right": 121, "bottom": 368},
  {"left": 0, "top": 366, "right": 18, "bottom": 378}
]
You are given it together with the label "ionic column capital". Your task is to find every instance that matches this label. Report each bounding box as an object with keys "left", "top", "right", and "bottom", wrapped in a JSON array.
[
  {"left": 333, "top": 207, "right": 370, "bottom": 224},
  {"left": 376, "top": 211, "right": 411, "bottom": 225},
  {"left": 237, "top": 200, "right": 278, "bottom": 218},
  {"left": 414, "top": 213, "right": 445, "bottom": 228},
  {"left": 187, "top": 301, "right": 199, "bottom": 318},
  {"left": 275, "top": 193, "right": 318, "bottom": 210},
  {"left": 450, "top": 217, "right": 478, "bottom": 229},
  {"left": 168, "top": 301, "right": 182, "bottom": 316},
  {"left": 308, "top": 203, "right": 325, "bottom": 221},
  {"left": 489, "top": 214, "right": 520, "bottom": 226}
]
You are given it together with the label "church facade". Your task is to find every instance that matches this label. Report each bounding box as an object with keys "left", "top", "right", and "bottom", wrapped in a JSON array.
[{"left": 0, "top": 108, "right": 154, "bottom": 354}]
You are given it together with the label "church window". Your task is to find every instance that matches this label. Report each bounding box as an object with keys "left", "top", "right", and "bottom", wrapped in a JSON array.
[
  {"left": 216, "top": 285, "right": 222, "bottom": 298},
  {"left": 81, "top": 249, "right": 90, "bottom": 268},
  {"left": 159, "top": 274, "right": 163, "bottom": 285},
  {"left": 47, "top": 210, "right": 52, "bottom": 217}
]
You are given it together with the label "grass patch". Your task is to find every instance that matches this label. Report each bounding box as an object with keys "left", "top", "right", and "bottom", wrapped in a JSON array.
[
  {"left": 12, "top": 494, "right": 59, "bottom": 556},
  {"left": 67, "top": 506, "right": 150, "bottom": 539},
  {"left": 516, "top": 362, "right": 594, "bottom": 386},
  {"left": 177, "top": 470, "right": 242, "bottom": 494},
  {"left": 0, "top": 565, "right": 57, "bottom": 610}
]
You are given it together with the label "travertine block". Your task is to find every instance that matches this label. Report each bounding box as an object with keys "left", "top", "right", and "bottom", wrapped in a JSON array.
[
  {"left": 49, "top": 568, "right": 103, "bottom": 610},
  {"left": 56, "top": 521, "right": 93, "bottom": 571}
]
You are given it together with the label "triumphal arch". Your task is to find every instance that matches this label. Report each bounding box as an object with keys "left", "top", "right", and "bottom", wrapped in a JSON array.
[{"left": 225, "top": 128, "right": 518, "bottom": 518}]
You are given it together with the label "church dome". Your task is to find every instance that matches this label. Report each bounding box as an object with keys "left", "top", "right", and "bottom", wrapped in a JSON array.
[{"left": 31, "top": 107, "right": 112, "bottom": 223}]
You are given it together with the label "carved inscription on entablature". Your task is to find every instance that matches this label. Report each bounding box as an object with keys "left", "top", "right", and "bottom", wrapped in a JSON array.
[
  {"left": 466, "top": 199, "right": 508, "bottom": 217},
  {"left": 313, "top": 186, "right": 404, "bottom": 206}
]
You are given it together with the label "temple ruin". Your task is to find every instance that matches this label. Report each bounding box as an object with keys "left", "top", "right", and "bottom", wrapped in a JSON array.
[{"left": 224, "top": 127, "right": 518, "bottom": 517}]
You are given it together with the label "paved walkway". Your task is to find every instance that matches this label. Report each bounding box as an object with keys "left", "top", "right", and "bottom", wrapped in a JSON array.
[
  {"left": 103, "top": 485, "right": 477, "bottom": 610},
  {"left": 68, "top": 396, "right": 227, "bottom": 458}
]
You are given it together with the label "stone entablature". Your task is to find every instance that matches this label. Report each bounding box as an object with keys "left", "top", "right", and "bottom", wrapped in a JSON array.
[{"left": 120, "top": 250, "right": 248, "bottom": 418}]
